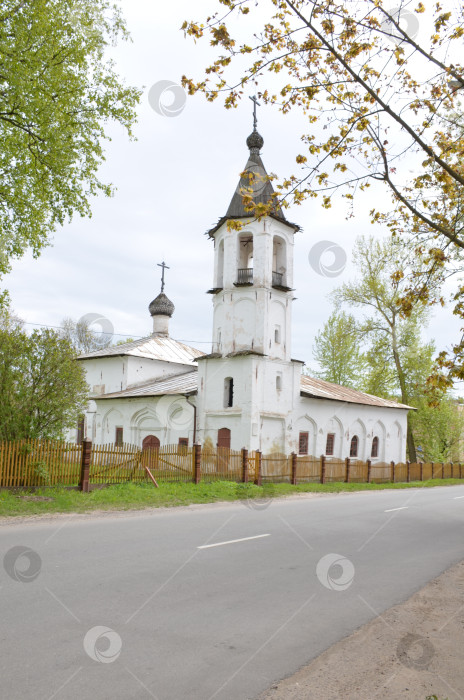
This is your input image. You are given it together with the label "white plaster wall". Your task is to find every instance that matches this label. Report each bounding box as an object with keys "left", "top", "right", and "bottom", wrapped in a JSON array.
[
  {"left": 125, "top": 357, "right": 193, "bottom": 386},
  {"left": 92, "top": 395, "right": 196, "bottom": 447},
  {"left": 79, "top": 356, "right": 128, "bottom": 396},
  {"left": 210, "top": 217, "right": 295, "bottom": 360},
  {"left": 197, "top": 355, "right": 302, "bottom": 452},
  {"left": 291, "top": 397, "right": 408, "bottom": 462}
]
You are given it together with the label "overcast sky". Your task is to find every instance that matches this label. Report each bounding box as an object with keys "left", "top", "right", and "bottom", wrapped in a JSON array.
[{"left": 4, "top": 0, "right": 463, "bottom": 375}]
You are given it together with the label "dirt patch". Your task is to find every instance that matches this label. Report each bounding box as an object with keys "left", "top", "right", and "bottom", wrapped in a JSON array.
[
  {"left": 19, "top": 496, "right": 55, "bottom": 502},
  {"left": 258, "top": 560, "right": 464, "bottom": 700}
]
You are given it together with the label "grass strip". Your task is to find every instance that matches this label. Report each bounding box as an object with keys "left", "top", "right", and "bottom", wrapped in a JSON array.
[{"left": 0, "top": 478, "right": 463, "bottom": 518}]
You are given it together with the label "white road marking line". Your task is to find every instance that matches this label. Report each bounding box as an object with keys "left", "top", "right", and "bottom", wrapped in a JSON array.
[
  {"left": 453, "top": 496, "right": 464, "bottom": 499},
  {"left": 384, "top": 506, "right": 409, "bottom": 512},
  {"left": 198, "top": 534, "right": 271, "bottom": 549}
]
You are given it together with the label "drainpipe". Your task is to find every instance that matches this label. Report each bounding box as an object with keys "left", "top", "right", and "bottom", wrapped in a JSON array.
[{"left": 185, "top": 395, "right": 197, "bottom": 444}]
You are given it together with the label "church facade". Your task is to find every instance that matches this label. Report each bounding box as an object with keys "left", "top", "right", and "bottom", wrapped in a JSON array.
[{"left": 74, "top": 126, "right": 411, "bottom": 463}]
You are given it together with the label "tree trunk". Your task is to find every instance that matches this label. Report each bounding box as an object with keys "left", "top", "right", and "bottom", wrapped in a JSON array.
[{"left": 392, "top": 325, "right": 417, "bottom": 463}]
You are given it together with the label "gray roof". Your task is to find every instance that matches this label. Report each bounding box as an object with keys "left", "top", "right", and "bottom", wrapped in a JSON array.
[
  {"left": 206, "top": 131, "right": 300, "bottom": 237},
  {"left": 97, "top": 370, "right": 198, "bottom": 399},
  {"left": 300, "top": 375, "right": 413, "bottom": 410},
  {"left": 225, "top": 150, "right": 285, "bottom": 220},
  {"left": 77, "top": 335, "right": 205, "bottom": 366},
  {"left": 93, "top": 365, "right": 412, "bottom": 410}
]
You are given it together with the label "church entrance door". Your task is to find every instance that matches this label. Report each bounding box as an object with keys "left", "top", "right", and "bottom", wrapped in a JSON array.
[
  {"left": 217, "top": 428, "right": 231, "bottom": 448},
  {"left": 142, "top": 435, "right": 160, "bottom": 470}
]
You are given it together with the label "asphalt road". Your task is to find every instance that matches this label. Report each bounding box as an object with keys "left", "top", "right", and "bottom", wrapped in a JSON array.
[{"left": 1, "top": 485, "right": 464, "bottom": 700}]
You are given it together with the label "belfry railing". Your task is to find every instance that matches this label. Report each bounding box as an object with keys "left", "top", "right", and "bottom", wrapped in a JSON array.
[
  {"left": 236, "top": 268, "right": 253, "bottom": 284},
  {"left": 272, "top": 271, "right": 284, "bottom": 287}
]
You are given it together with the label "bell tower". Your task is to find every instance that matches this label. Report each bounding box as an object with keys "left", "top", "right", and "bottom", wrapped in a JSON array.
[{"left": 196, "top": 107, "right": 302, "bottom": 453}]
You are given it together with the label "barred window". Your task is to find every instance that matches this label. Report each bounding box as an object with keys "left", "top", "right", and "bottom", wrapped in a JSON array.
[
  {"left": 299, "top": 432, "right": 309, "bottom": 455},
  {"left": 371, "top": 436, "right": 379, "bottom": 458},
  {"left": 326, "top": 433, "right": 335, "bottom": 456}
]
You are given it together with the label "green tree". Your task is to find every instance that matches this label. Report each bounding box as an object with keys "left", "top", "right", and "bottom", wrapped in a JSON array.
[
  {"left": 60, "top": 316, "right": 112, "bottom": 354},
  {"left": 312, "top": 311, "right": 364, "bottom": 387},
  {"left": 333, "top": 236, "right": 441, "bottom": 462},
  {"left": 181, "top": 1, "right": 464, "bottom": 374},
  {"left": 0, "top": 311, "right": 89, "bottom": 439},
  {"left": 0, "top": 0, "right": 140, "bottom": 275},
  {"left": 411, "top": 395, "right": 464, "bottom": 463}
]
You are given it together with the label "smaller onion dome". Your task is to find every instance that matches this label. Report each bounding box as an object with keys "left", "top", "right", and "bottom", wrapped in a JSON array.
[
  {"left": 246, "top": 129, "right": 264, "bottom": 154},
  {"left": 149, "top": 292, "right": 175, "bottom": 317}
]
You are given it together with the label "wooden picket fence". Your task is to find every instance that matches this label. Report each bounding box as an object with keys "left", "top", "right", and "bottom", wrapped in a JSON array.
[{"left": 1, "top": 438, "right": 463, "bottom": 489}]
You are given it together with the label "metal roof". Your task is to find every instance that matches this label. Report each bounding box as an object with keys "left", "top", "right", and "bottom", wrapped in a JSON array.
[
  {"left": 206, "top": 138, "right": 300, "bottom": 237},
  {"left": 93, "top": 367, "right": 412, "bottom": 410},
  {"left": 97, "top": 370, "right": 198, "bottom": 399},
  {"left": 300, "top": 375, "right": 413, "bottom": 409},
  {"left": 77, "top": 335, "right": 205, "bottom": 365}
]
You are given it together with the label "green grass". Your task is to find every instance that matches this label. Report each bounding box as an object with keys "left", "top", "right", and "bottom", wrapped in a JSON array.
[{"left": 0, "top": 478, "right": 463, "bottom": 518}]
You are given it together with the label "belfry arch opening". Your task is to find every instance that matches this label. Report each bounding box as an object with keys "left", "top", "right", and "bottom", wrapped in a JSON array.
[
  {"left": 217, "top": 239, "right": 224, "bottom": 288},
  {"left": 237, "top": 233, "right": 253, "bottom": 285},
  {"left": 272, "top": 236, "right": 287, "bottom": 287}
]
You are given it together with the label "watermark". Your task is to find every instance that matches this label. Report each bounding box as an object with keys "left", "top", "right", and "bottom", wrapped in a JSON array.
[
  {"left": 381, "top": 7, "right": 420, "bottom": 44},
  {"left": 308, "top": 241, "right": 347, "bottom": 278},
  {"left": 238, "top": 481, "right": 276, "bottom": 510},
  {"left": 316, "top": 553, "right": 355, "bottom": 591},
  {"left": 237, "top": 164, "right": 268, "bottom": 198},
  {"left": 79, "top": 313, "right": 114, "bottom": 348},
  {"left": 154, "top": 395, "right": 193, "bottom": 433},
  {"left": 83, "top": 626, "right": 122, "bottom": 664},
  {"left": 3, "top": 546, "right": 42, "bottom": 583},
  {"left": 396, "top": 633, "right": 435, "bottom": 670},
  {"left": 148, "top": 81, "right": 187, "bottom": 118}
]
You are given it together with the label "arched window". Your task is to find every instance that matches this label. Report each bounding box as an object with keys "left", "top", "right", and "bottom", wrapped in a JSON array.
[
  {"left": 224, "top": 377, "right": 234, "bottom": 408},
  {"left": 371, "top": 436, "right": 379, "bottom": 458},
  {"left": 350, "top": 435, "right": 358, "bottom": 458}
]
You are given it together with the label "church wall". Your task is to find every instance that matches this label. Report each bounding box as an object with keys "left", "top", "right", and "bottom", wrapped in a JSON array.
[
  {"left": 292, "top": 396, "right": 408, "bottom": 462},
  {"left": 79, "top": 356, "right": 129, "bottom": 396},
  {"left": 125, "top": 357, "right": 194, "bottom": 386},
  {"left": 89, "top": 395, "right": 195, "bottom": 447}
]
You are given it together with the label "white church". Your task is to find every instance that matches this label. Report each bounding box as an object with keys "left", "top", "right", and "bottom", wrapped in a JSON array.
[{"left": 75, "top": 122, "right": 411, "bottom": 462}]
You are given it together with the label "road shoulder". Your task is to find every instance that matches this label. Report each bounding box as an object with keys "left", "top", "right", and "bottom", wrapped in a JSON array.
[{"left": 258, "top": 559, "right": 464, "bottom": 700}]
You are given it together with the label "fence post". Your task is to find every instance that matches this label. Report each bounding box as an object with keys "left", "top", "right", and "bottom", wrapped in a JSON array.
[
  {"left": 79, "top": 438, "right": 92, "bottom": 492},
  {"left": 406, "top": 460, "right": 410, "bottom": 483},
  {"left": 419, "top": 461, "right": 423, "bottom": 481},
  {"left": 255, "top": 450, "right": 262, "bottom": 486},
  {"left": 291, "top": 452, "right": 297, "bottom": 485},
  {"left": 441, "top": 462, "right": 445, "bottom": 479},
  {"left": 241, "top": 448, "right": 249, "bottom": 484},
  {"left": 194, "top": 443, "right": 201, "bottom": 484},
  {"left": 460, "top": 463, "right": 462, "bottom": 479},
  {"left": 391, "top": 461, "right": 395, "bottom": 483},
  {"left": 431, "top": 461, "right": 435, "bottom": 478},
  {"left": 345, "top": 457, "right": 350, "bottom": 484},
  {"left": 320, "top": 455, "right": 326, "bottom": 484},
  {"left": 367, "top": 459, "right": 371, "bottom": 484},
  {"left": 450, "top": 461, "right": 453, "bottom": 479}
]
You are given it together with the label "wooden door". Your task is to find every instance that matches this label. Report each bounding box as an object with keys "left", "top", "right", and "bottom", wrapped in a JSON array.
[
  {"left": 217, "top": 428, "right": 231, "bottom": 449},
  {"left": 142, "top": 435, "right": 160, "bottom": 469}
]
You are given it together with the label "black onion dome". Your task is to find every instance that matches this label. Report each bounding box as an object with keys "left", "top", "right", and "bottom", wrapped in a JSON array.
[
  {"left": 246, "top": 129, "right": 264, "bottom": 154},
  {"left": 149, "top": 292, "right": 175, "bottom": 317}
]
